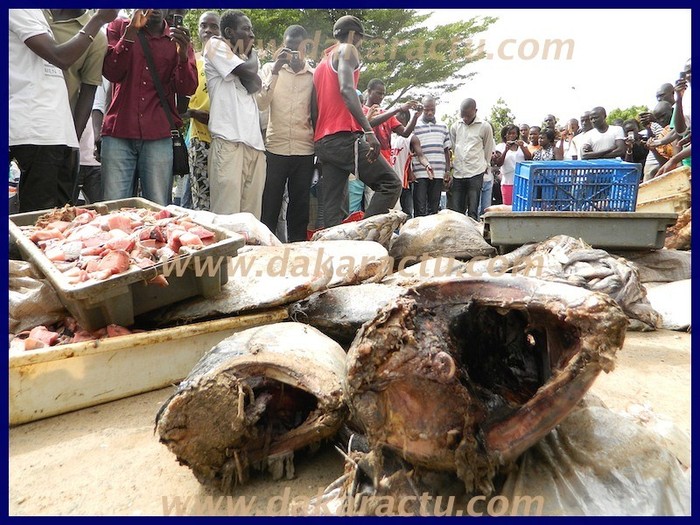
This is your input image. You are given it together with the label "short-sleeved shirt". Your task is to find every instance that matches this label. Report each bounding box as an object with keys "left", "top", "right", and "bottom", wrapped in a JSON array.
[
  {"left": 582, "top": 125, "right": 625, "bottom": 159},
  {"left": 9, "top": 9, "right": 78, "bottom": 148},
  {"left": 363, "top": 106, "right": 401, "bottom": 162},
  {"left": 412, "top": 119, "right": 451, "bottom": 179},
  {"left": 390, "top": 133, "right": 413, "bottom": 188},
  {"left": 204, "top": 36, "right": 264, "bottom": 151},
  {"left": 44, "top": 10, "right": 107, "bottom": 111},
  {"left": 532, "top": 145, "right": 555, "bottom": 161},
  {"left": 187, "top": 55, "right": 212, "bottom": 143}
]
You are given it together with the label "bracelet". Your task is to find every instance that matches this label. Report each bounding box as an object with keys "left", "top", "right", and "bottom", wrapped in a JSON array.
[
  {"left": 123, "top": 37, "right": 135, "bottom": 43},
  {"left": 364, "top": 130, "right": 375, "bottom": 135},
  {"left": 78, "top": 29, "right": 94, "bottom": 42}
]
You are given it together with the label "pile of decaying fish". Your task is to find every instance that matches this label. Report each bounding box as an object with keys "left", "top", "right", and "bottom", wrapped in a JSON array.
[
  {"left": 11, "top": 205, "right": 688, "bottom": 514},
  {"left": 153, "top": 209, "right": 689, "bottom": 516},
  {"left": 19, "top": 205, "right": 217, "bottom": 285}
]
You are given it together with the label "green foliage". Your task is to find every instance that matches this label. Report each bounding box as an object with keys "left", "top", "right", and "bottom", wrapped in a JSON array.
[
  {"left": 184, "top": 9, "right": 496, "bottom": 106},
  {"left": 606, "top": 105, "right": 649, "bottom": 125},
  {"left": 488, "top": 97, "right": 516, "bottom": 140},
  {"left": 441, "top": 112, "right": 459, "bottom": 131}
]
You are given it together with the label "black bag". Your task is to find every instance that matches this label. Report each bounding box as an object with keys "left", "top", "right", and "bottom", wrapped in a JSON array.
[
  {"left": 138, "top": 31, "right": 190, "bottom": 177},
  {"left": 171, "top": 130, "right": 190, "bottom": 176}
]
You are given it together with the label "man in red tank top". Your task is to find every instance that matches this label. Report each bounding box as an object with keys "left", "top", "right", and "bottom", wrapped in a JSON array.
[{"left": 312, "top": 15, "right": 401, "bottom": 228}]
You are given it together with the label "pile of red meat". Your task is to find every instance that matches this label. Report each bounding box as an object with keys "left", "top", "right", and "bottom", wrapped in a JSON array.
[
  {"left": 19, "top": 206, "right": 217, "bottom": 285},
  {"left": 10, "top": 317, "right": 141, "bottom": 352}
]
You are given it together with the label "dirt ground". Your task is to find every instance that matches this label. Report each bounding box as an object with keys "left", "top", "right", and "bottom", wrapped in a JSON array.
[{"left": 9, "top": 329, "right": 691, "bottom": 516}]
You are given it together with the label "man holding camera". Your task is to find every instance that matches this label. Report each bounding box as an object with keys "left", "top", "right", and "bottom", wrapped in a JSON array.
[
  {"left": 257, "top": 25, "right": 315, "bottom": 242},
  {"left": 101, "top": 9, "right": 197, "bottom": 206}
]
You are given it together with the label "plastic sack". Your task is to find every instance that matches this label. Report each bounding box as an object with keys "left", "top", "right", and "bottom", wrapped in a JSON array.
[
  {"left": 166, "top": 206, "right": 282, "bottom": 246},
  {"left": 10, "top": 260, "right": 68, "bottom": 334},
  {"left": 645, "top": 279, "right": 692, "bottom": 331},
  {"left": 500, "top": 405, "right": 690, "bottom": 516},
  {"left": 612, "top": 249, "right": 691, "bottom": 283}
]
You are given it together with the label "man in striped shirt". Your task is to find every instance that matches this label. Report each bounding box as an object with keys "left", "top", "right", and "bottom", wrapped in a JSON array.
[{"left": 411, "top": 96, "right": 451, "bottom": 216}]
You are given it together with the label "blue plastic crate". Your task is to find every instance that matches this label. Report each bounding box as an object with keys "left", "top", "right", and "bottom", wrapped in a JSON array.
[{"left": 512, "top": 160, "right": 641, "bottom": 212}]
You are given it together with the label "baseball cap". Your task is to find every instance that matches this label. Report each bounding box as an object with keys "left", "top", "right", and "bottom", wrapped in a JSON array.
[{"left": 333, "top": 15, "right": 375, "bottom": 38}]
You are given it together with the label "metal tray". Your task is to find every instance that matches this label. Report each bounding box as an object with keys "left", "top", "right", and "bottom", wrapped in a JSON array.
[
  {"left": 483, "top": 211, "right": 678, "bottom": 253},
  {"left": 9, "top": 309, "right": 288, "bottom": 426},
  {"left": 9, "top": 198, "right": 245, "bottom": 330}
]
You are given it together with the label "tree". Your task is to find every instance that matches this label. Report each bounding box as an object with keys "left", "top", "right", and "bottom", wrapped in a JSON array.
[
  {"left": 186, "top": 9, "right": 496, "bottom": 107},
  {"left": 488, "top": 97, "right": 516, "bottom": 141},
  {"left": 441, "top": 112, "right": 458, "bottom": 132},
  {"left": 606, "top": 105, "right": 649, "bottom": 125}
]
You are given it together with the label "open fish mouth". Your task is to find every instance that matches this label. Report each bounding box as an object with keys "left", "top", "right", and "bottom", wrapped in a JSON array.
[
  {"left": 155, "top": 323, "right": 347, "bottom": 492},
  {"left": 344, "top": 275, "right": 627, "bottom": 495}
]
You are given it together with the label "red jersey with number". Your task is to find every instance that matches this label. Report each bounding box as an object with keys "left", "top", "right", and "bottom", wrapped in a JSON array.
[{"left": 313, "top": 45, "right": 362, "bottom": 142}]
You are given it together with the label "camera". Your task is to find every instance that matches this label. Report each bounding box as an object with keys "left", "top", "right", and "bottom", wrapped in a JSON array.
[
  {"left": 290, "top": 51, "right": 300, "bottom": 60},
  {"left": 170, "top": 14, "right": 183, "bottom": 28}
]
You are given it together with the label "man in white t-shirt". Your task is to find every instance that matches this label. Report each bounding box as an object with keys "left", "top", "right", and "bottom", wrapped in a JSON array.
[
  {"left": 9, "top": 8, "right": 118, "bottom": 212},
  {"left": 580, "top": 106, "right": 626, "bottom": 160},
  {"left": 204, "top": 9, "right": 266, "bottom": 217}
]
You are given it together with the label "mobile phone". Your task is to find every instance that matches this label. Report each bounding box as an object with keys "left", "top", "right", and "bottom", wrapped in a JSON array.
[
  {"left": 171, "top": 14, "right": 183, "bottom": 28},
  {"left": 627, "top": 131, "right": 635, "bottom": 141},
  {"left": 679, "top": 71, "right": 686, "bottom": 80},
  {"left": 290, "top": 51, "right": 300, "bottom": 59}
]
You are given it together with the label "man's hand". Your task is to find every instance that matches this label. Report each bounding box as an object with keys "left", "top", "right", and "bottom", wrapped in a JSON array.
[
  {"left": 675, "top": 77, "right": 689, "bottom": 98},
  {"left": 189, "top": 109, "right": 209, "bottom": 125},
  {"left": 366, "top": 104, "right": 381, "bottom": 120},
  {"left": 638, "top": 111, "right": 654, "bottom": 128},
  {"left": 443, "top": 172, "right": 452, "bottom": 187},
  {"left": 170, "top": 26, "right": 192, "bottom": 62},
  {"left": 366, "top": 133, "right": 381, "bottom": 162},
  {"left": 272, "top": 47, "right": 290, "bottom": 74},
  {"left": 399, "top": 100, "right": 420, "bottom": 113},
  {"left": 95, "top": 9, "right": 120, "bottom": 25},
  {"left": 129, "top": 9, "right": 151, "bottom": 30},
  {"left": 656, "top": 158, "right": 679, "bottom": 176},
  {"left": 425, "top": 164, "right": 435, "bottom": 180}
]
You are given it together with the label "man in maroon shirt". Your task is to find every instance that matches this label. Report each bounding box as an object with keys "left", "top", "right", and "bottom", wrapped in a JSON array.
[
  {"left": 312, "top": 15, "right": 401, "bottom": 228},
  {"left": 101, "top": 9, "right": 197, "bottom": 205}
]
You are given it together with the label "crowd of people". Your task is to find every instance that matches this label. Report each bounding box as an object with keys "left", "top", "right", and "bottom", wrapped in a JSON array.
[{"left": 10, "top": 9, "right": 692, "bottom": 241}]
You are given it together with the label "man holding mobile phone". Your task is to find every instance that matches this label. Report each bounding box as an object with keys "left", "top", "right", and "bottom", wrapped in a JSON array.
[
  {"left": 101, "top": 9, "right": 197, "bottom": 205},
  {"left": 257, "top": 25, "right": 316, "bottom": 241}
]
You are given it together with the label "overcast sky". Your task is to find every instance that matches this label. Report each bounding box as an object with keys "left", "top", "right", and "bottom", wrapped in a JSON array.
[{"left": 417, "top": 9, "right": 691, "bottom": 127}]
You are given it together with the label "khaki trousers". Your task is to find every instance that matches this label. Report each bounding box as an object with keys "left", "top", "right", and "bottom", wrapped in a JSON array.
[{"left": 209, "top": 137, "right": 266, "bottom": 217}]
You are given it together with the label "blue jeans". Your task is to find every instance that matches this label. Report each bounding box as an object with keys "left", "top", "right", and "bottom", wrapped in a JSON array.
[
  {"left": 479, "top": 177, "right": 493, "bottom": 217},
  {"left": 413, "top": 178, "right": 443, "bottom": 216},
  {"left": 447, "top": 174, "right": 484, "bottom": 221},
  {"left": 101, "top": 136, "right": 173, "bottom": 205}
]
